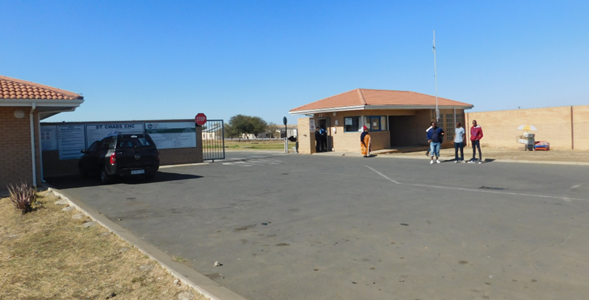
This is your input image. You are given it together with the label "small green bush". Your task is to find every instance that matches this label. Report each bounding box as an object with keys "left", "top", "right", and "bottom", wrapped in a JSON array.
[{"left": 7, "top": 182, "right": 35, "bottom": 214}]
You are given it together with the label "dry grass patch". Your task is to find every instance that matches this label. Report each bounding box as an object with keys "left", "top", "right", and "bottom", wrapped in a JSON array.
[
  {"left": 224, "top": 140, "right": 296, "bottom": 150},
  {"left": 0, "top": 191, "right": 207, "bottom": 300}
]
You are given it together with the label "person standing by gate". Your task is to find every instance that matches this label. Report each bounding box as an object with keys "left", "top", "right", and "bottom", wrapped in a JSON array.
[
  {"left": 319, "top": 126, "right": 327, "bottom": 152},
  {"left": 315, "top": 127, "right": 321, "bottom": 153},
  {"left": 469, "top": 120, "right": 484, "bottom": 164},
  {"left": 360, "top": 126, "right": 371, "bottom": 157},
  {"left": 426, "top": 122, "right": 444, "bottom": 164},
  {"left": 454, "top": 122, "right": 466, "bottom": 163}
]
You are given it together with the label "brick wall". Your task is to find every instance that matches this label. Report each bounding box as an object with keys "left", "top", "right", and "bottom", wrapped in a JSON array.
[
  {"left": 296, "top": 118, "right": 314, "bottom": 154},
  {"left": 572, "top": 106, "right": 589, "bottom": 150},
  {"left": 0, "top": 107, "right": 42, "bottom": 189},
  {"left": 388, "top": 109, "right": 458, "bottom": 147},
  {"left": 465, "top": 105, "right": 589, "bottom": 150}
]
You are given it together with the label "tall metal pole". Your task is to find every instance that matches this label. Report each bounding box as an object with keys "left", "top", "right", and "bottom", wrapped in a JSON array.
[
  {"left": 283, "top": 116, "right": 288, "bottom": 153},
  {"left": 433, "top": 30, "right": 439, "bottom": 122}
]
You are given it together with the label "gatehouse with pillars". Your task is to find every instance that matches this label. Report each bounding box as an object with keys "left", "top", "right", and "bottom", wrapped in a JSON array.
[{"left": 290, "top": 88, "right": 473, "bottom": 154}]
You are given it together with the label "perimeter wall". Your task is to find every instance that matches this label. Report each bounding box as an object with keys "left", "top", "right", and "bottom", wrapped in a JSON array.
[
  {"left": 41, "top": 119, "right": 203, "bottom": 178},
  {"left": 465, "top": 105, "right": 589, "bottom": 150}
]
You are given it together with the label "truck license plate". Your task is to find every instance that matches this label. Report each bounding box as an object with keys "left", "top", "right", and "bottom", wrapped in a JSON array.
[{"left": 131, "top": 170, "right": 145, "bottom": 175}]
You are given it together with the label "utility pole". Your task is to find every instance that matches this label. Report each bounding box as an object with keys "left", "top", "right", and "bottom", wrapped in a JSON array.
[{"left": 433, "top": 30, "right": 439, "bottom": 122}]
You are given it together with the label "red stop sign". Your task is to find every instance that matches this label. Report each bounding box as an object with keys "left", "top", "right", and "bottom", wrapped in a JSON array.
[{"left": 195, "top": 113, "right": 207, "bottom": 126}]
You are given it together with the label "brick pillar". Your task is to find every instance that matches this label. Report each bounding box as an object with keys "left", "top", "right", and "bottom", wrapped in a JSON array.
[
  {"left": 0, "top": 107, "right": 34, "bottom": 190},
  {"left": 297, "top": 118, "right": 315, "bottom": 154},
  {"left": 195, "top": 126, "right": 203, "bottom": 162}
]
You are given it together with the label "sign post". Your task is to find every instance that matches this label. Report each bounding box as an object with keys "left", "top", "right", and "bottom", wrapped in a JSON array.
[{"left": 283, "top": 116, "right": 288, "bottom": 153}]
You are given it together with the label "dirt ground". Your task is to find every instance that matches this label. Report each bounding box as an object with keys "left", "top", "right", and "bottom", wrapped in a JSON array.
[
  {"left": 0, "top": 190, "right": 206, "bottom": 300},
  {"left": 386, "top": 146, "right": 589, "bottom": 163}
]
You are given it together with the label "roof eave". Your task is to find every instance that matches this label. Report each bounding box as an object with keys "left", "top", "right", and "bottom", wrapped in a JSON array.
[
  {"left": 367, "top": 105, "right": 474, "bottom": 110},
  {"left": 289, "top": 104, "right": 473, "bottom": 115},
  {"left": 289, "top": 105, "right": 366, "bottom": 115},
  {"left": 0, "top": 99, "right": 84, "bottom": 120},
  {"left": 0, "top": 98, "right": 84, "bottom": 107}
]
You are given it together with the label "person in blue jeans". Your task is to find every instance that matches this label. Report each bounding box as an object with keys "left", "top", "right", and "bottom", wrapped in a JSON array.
[
  {"left": 426, "top": 122, "right": 445, "bottom": 164},
  {"left": 453, "top": 122, "right": 466, "bottom": 163}
]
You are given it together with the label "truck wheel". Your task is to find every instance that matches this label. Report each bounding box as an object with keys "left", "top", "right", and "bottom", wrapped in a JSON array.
[{"left": 100, "top": 167, "right": 112, "bottom": 184}]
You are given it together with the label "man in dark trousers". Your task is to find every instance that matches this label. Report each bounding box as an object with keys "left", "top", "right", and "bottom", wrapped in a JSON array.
[
  {"left": 469, "top": 120, "right": 484, "bottom": 164},
  {"left": 319, "top": 126, "right": 327, "bottom": 152},
  {"left": 315, "top": 127, "right": 321, "bottom": 152}
]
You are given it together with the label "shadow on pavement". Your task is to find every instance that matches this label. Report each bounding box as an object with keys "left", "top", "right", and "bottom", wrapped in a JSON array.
[{"left": 46, "top": 171, "right": 202, "bottom": 189}]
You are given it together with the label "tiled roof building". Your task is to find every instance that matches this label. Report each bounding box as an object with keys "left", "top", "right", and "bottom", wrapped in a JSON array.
[
  {"left": 0, "top": 75, "right": 83, "bottom": 100},
  {"left": 290, "top": 88, "right": 472, "bottom": 114},
  {"left": 0, "top": 75, "right": 84, "bottom": 191},
  {"left": 290, "top": 88, "right": 473, "bottom": 154}
]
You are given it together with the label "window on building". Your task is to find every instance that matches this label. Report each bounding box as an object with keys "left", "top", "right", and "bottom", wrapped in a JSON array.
[
  {"left": 344, "top": 117, "right": 360, "bottom": 132},
  {"left": 445, "top": 113, "right": 455, "bottom": 137},
  {"left": 456, "top": 114, "right": 464, "bottom": 125},
  {"left": 363, "top": 116, "right": 387, "bottom": 132}
]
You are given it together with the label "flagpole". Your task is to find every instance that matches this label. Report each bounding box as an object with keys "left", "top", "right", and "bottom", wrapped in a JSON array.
[{"left": 433, "top": 30, "right": 439, "bottom": 122}]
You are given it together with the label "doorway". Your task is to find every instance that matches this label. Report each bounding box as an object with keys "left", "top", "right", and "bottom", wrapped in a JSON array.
[
  {"left": 316, "top": 118, "right": 332, "bottom": 152},
  {"left": 388, "top": 116, "right": 417, "bottom": 147}
]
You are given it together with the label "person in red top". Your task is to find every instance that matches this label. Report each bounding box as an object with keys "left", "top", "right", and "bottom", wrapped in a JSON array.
[{"left": 469, "top": 120, "right": 484, "bottom": 164}]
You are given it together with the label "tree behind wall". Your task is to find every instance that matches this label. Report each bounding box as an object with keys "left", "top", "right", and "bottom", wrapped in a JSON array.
[
  {"left": 266, "top": 122, "right": 279, "bottom": 138},
  {"left": 227, "top": 114, "right": 268, "bottom": 138}
]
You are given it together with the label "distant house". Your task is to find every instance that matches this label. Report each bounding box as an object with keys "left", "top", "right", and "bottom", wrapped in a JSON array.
[
  {"left": 277, "top": 125, "right": 298, "bottom": 139},
  {"left": 224, "top": 125, "right": 298, "bottom": 140},
  {"left": 0, "top": 75, "right": 84, "bottom": 190},
  {"left": 289, "top": 88, "right": 473, "bottom": 154}
]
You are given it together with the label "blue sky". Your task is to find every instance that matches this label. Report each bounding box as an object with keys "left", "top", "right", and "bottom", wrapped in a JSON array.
[{"left": 2, "top": 1, "right": 588, "bottom": 125}]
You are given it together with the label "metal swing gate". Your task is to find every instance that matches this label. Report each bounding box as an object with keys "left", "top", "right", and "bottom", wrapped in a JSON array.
[{"left": 202, "top": 119, "right": 225, "bottom": 161}]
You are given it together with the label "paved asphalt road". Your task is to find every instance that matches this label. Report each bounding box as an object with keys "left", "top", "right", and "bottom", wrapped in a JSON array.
[{"left": 49, "top": 151, "right": 589, "bottom": 300}]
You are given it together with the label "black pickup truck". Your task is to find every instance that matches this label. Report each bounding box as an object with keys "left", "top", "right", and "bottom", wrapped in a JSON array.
[{"left": 79, "top": 133, "right": 160, "bottom": 183}]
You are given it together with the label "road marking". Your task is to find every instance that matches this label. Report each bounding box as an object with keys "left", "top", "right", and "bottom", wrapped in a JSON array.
[
  {"left": 365, "top": 165, "right": 589, "bottom": 202},
  {"left": 222, "top": 158, "right": 284, "bottom": 167},
  {"left": 365, "top": 165, "right": 400, "bottom": 184}
]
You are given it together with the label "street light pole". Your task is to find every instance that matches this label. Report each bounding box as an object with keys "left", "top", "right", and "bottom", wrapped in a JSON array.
[{"left": 433, "top": 30, "right": 439, "bottom": 122}]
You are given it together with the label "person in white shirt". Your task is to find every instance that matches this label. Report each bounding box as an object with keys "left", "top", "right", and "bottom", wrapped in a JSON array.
[{"left": 453, "top": 122, "right": 466, "bottom": 163}]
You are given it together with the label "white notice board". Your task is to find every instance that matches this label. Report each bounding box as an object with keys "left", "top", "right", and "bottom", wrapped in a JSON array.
[
  {"left": 57, "top": 125, "right": 86, "bottom": 160},
  {"left": 145, "top": 122, "right": 196, "bottom": 149},
  {"left": 309, "top": 119, "right": 316, "bottom": 132},
  {"left": 85, "top": 123, "right": 145, "bottom": 147},
  {"left": 41, "top": 125, "right": 58, "bottom": 151}
]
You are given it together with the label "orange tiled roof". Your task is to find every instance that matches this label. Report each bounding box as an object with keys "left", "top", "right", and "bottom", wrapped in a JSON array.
[
  {"left": 289, "top": 88, "right": 472, "bottom": 113},
  {"left": 0, "top": 75, "right": 83, "bottom": 100}
]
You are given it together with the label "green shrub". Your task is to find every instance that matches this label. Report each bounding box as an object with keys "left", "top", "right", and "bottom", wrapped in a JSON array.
[{"left": 7, "top": 182, "right": 36, "bottom": 214}]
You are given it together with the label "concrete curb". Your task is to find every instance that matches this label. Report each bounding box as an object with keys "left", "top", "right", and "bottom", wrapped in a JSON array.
[
  {"left": 311, "top": 151, "right": 589, "bottom": 166},
  {"left": 160, "top": 162, "right": 211, "bottom": 169},
  {"left": 375, "top": 154, "right": 589, "bottom": 166},
  {"left": 47, "top": 187, "right": 247, "bottom": 300}
]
